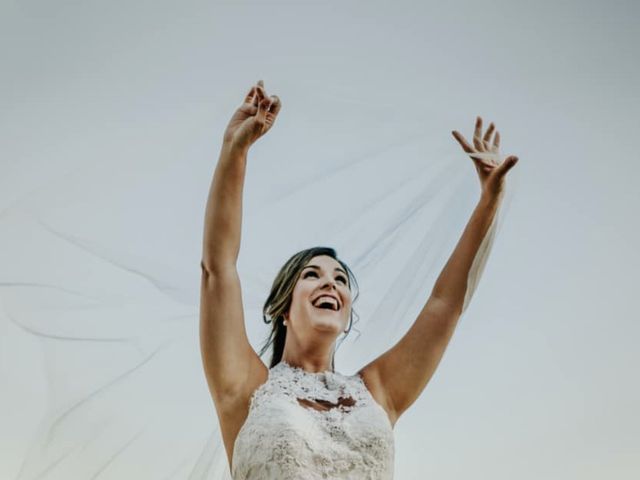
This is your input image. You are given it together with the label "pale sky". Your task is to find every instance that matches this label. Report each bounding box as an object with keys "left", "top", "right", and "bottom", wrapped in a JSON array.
[{"left": 1, "top": 1, "right": 638, "bottom": 479}]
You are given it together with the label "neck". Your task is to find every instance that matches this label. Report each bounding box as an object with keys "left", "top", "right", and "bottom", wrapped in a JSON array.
[
  {"left": 280, "top": 321, "right": 341, "bottom": 373},
  {"left": 281, "top": 346, "right": 335, "bottom": 373}
]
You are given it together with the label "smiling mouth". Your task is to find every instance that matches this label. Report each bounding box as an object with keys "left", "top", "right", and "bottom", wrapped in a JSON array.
[
  {"left": 311, "top": 299, "right": 340, "bottom": 311},
  {"left": 311, "top": 295, "right": 340, "bottom": 312},
  {"left": 313, "top": 306, "right": 338, "bottom": 312}
]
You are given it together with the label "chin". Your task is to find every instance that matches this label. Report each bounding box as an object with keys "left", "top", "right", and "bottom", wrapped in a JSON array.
[{"left": 310, "top": 316, "right": 344, "bottom": 334}]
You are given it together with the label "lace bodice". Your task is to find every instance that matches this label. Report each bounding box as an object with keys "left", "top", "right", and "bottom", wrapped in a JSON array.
[{"left": 231, "top": 361, "right": 395, "bottom": 479}]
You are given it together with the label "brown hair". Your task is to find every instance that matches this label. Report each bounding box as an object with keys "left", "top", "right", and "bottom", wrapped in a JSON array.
[{"left": 258, "top": 246, "right": 360, "bottom": 371}]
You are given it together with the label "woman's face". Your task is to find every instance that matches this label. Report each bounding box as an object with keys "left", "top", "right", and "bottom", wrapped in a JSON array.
[{"left": 286, "top": 255, "right": 352, "bottom": 339}]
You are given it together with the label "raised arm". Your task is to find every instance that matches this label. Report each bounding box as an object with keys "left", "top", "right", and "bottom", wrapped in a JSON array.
[
  {"left": 200, "top": 81, "right": 281, "bottom": 402},
  {"left": 359, "top": 117, "right": 519, "bottom": 424}
]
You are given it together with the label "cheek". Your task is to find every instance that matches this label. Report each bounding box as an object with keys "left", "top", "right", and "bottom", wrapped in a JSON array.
[
  {"left": 344, "top": 291, "right": 353, "bottom": 307},
  {"left": 292, "top": 286, "right": 313, "bottom": 309}
]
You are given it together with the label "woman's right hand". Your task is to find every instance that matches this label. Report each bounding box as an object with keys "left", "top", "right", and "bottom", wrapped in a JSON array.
[{"left": 223, "top": 80, "right": 281, "bottom": 151}]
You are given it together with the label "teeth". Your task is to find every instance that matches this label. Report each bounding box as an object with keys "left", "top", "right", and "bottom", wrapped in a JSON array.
[{"left": 313, "top": 296, "right": 338, "bottom": 310}]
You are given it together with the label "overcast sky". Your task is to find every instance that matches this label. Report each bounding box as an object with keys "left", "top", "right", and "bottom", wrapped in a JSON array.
[{"left": 1, "top": 1, "right": 638, "bottom": 479}]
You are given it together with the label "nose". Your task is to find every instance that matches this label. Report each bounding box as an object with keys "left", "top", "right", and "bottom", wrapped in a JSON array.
[{"left": 321, "top": 277, "right": 338, "bottom": 289}]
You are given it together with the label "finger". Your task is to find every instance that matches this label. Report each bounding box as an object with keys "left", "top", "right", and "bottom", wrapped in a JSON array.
[
  {"left": 251, "top": 80, "right": 267, "bottom": 104},
  {"left": 452, "top": 130, "right": 474, "bottom": 153},
  {"left": 473, "top": 116, "right": 485, "bottom": 151},
  {"left": 268, "top": 94, "right": 282, "bottom": 116},
  {"left": 453, "top": 131, "right": 492, "bottom": 168},
  {"left": 255, "top": 81, "right": 267, "bottom": 103},
  {"left": 483, "top": 122, "right": 495, "bottom": 150},
  {"left": 496, "top": 155, "right": 519, "bottom": 176},
  {"left": 244, "top": 82, "right": 266, "bottom": 107},
  {"left": 244, "top": 85, "right": 257, "bottom": 105},
  {"left": 493, "top": 130, "right": 500, "bottom": 151},
  {"left": 453, "top": 130, "right": 495, "bottom": 168},
  {"left": 256, "top": 97, "right": 272, "bottom": 124}
]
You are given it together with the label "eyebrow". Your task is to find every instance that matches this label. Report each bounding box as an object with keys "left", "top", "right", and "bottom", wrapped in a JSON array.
[{"left": 302, "top": 265, "right": 348, "bottom": 276}]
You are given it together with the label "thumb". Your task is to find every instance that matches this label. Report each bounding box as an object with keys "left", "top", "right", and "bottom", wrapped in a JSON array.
[
  {"left": 497, "top": 155, "right": 518, "bottom": 176},
  {"left": 255, "top": 97, "right": 272, "bottom": 125}
]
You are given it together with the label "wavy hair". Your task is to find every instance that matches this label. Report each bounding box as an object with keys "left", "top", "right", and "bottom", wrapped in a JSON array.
[{"left": 258, "top": 246, "right": 360, "bottom": 371}]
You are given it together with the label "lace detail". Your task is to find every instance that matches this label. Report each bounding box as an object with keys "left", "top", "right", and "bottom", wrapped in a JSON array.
[{"left": 231, "top": 361, "right": 395, "bottom": 479}]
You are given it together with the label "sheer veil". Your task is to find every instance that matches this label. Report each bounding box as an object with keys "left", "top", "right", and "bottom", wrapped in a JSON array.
[
  {"left": 1, "top": 5, "right": 527, "bottom": 480},
  {"left": 5, "top": 1, "right": 638, "bottom": 477},
  {"left": 2, "top": 114, "right": 518, "bottom": 477}
]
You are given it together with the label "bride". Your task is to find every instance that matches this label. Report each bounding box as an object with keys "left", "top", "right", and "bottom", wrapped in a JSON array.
[{"left": 199, "top": 80, "right": 518, "bottom": 479}]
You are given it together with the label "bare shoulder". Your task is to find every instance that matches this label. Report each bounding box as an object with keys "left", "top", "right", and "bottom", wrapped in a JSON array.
[{"left": 357, "top": 363, "right": 399, "bottom": 428}]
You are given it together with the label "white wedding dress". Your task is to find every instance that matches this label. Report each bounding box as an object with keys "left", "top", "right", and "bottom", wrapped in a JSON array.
[{"left": 231, "top": 361, "right": 395, "bottom": 479}]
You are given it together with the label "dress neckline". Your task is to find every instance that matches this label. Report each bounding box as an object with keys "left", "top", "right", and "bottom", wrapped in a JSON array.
[{"left": 275, "top": 360, "right": 338, "bottom": 377}]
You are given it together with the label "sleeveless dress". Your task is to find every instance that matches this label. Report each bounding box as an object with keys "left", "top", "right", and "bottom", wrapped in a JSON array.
[{"left": 231, "top": 361, "right": 395, "bottom": 479}]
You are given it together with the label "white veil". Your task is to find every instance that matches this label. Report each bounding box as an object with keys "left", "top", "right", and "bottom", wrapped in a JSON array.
[
  {"left": 5, "top": 1, "right": 638, "bottom": 478},
  {"left": 0, "top": 3, "right": 530, "bottom": 480},
  {"left": 2, "top": 122, "right": 518, "bottom": 479}
]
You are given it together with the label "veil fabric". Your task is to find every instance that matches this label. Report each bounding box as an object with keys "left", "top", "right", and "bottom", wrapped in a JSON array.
[
  {"left": 4, "top": 0, "right": 638, "bottom": 477},
  {"left": 0, "top": 4, "right": 523, "bottom": 479},
  {"left": 1, "top": 130, "right": 517, "bottom": 478}
]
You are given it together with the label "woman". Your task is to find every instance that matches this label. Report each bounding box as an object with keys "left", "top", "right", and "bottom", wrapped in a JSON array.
[{"left": 199, "top": 80, "right": 519, "bottom": 479}]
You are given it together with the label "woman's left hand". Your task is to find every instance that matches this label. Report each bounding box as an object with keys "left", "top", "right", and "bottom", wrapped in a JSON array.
[{"left": 452, "top": 116, "right": 519, "bottom": 198}]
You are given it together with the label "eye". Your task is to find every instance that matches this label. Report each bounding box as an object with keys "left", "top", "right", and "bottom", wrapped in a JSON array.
[{"left": 304, "top": 271, "right": 347, "bottom": 285}]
